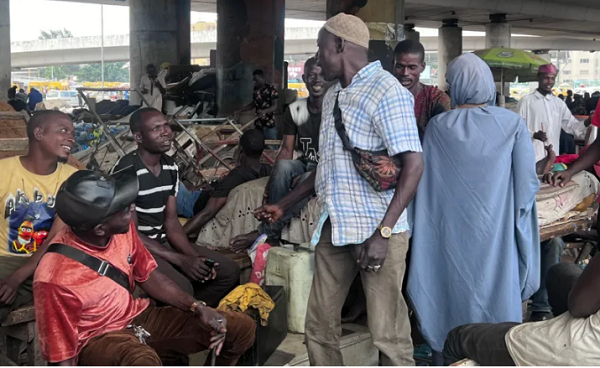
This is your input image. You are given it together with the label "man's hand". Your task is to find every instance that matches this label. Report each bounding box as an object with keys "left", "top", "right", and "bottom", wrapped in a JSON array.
[
  {"left": 545, "top": 170, "right": 574, "bottom": 187},
  {"left": 0, "top": 278, "right": 19, "bottom": 305},
  {"left": 178, "top": 255, "right": 214, "bottom": 281},
  {"left": 254, "top": 204, "right": 284, "bottom": 223},
  {"left": 141, "top": 88, "right": 149, "bottom": 95},
  {"left": 196, "top": 307, "right": 227, "bottom": 356},
  {"left": 357, "top": 232, "right": 389, "bottom": 272},
  {"left": 533, "top": 130, "right": 548, "bottom": 142}
]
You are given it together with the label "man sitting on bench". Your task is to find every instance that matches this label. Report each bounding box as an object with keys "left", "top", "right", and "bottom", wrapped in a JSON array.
[
  {"left": 444, "top": 255, "right": 600, "bottom": 365},
  {"left": 0, "top": 111, "right": 78, "bottom": 323},
  {"left": 34, "top": 168, "right": 255, "bottom": 365},
  {"left": 182, "top": 129, "right": 272, "bottom": 235},
  {"left": 112, "top": 108, "right": 239, "bottom": 307},
  {"left": 229, "top": 57, "right": 329, "bottom": 252}
]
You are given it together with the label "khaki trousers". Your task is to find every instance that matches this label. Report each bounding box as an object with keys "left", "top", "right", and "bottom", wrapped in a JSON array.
[{"left": 305, "top": 221, "right": 414, "bottom": 366}]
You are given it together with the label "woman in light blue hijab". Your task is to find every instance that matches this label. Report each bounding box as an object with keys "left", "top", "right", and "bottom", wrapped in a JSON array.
[{"left": 407, "top": 53, "right": 541, "bottom": 361}]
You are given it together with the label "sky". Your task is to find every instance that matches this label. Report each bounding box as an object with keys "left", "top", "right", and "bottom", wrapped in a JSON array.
[{"left": 9, "top": 0, "right": 518, "bottom": 43}]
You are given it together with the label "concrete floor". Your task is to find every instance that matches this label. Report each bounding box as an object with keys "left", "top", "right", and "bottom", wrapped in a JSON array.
[{"left": 188, "top": 324, "right": 378, "bottom": 366}]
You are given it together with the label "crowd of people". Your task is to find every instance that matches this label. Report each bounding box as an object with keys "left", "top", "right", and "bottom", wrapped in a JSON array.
[
  {"left": 3, "top": 12, "right": 600, "bottom": 367},
  {"left": 6, "top": 85, "right": 43, "bottom": 113}
]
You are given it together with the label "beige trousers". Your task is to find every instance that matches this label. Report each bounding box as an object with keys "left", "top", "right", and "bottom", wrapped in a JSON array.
[{"left": 305, "top": 221, "right": 414, "bottom": 366}]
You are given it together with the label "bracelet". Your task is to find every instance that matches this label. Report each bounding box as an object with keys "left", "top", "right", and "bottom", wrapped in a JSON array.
[{"left": 190, "top": 300, "right": 206, "bottom": 314}]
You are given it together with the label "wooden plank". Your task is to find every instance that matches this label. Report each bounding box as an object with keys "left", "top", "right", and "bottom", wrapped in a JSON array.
[
  {"left": 26, "top": 324, "right": 45, "bottom": 366},
  {"left": 0, "top": 139, "right": 28, "bottom": 151},
  {"left": 540, "top": 218, "right": 593, "bottom": 242},
  {"left": 2, "top": 305, "right": 35, "bottom": 327},
  {"left": 2, "top": 322, "right": 35, "bottom": 342},
  {"left": 0, "top": 353, "right": 18, "bottom": 366}
]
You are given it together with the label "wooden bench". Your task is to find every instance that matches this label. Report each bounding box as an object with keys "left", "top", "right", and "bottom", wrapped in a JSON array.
[{"left": 0, "top": 304, "right": 45, "bottom": 366}]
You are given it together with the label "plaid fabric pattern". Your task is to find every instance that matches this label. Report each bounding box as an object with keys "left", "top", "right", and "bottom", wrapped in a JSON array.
[{"left": 311, "top": 61, "right": 422, "bottom": 247}]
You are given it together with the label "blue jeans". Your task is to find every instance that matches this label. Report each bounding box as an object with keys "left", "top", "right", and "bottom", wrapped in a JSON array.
[
  {"left": 531, "top": 237, "right": 566, "bottom": 313},
  {"left": 176, "top": 184, "right": 202, "bottom": 218},
  {"left": 258, "top": 159, "right": 316, "bottom": 239},
  {"left": 260, "top": 127, "right": 277, "bottom": 150}
]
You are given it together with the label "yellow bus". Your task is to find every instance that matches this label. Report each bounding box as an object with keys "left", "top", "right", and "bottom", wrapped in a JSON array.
[{"left": 28, "top": 81, "right": 70, "bottom": 92}]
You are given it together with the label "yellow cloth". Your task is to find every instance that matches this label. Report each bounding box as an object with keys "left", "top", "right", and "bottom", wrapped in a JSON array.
[
  {"left": 217, "top": 283, "right": 275, "bottom": 326},
  {"left": 0, "top": 157, "right": 77, "bottom": 257}
]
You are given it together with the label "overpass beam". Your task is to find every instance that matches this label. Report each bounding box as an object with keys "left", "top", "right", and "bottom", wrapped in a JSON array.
[
  {"left": 327, "top": 0, "right": 405, "bottom": 73},
  {"left": 0, "top": 0, "right": 10, "bottom": 100},
  {"left": 129, "top": 0, "right": 190, "bottom": 105},
  {"left": 438, "top": 19, "right": 462, "bottom": 92},
  {"left": 216, "top": 0, "right": 285, "bottom": 117},
  {"left": 532, "top": 50, "right": 551, "bottom": 62}
]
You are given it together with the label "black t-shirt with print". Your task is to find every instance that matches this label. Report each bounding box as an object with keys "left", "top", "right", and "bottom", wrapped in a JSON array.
[{"left": 283, "top": 103, "right": 321, "bottom": 164}]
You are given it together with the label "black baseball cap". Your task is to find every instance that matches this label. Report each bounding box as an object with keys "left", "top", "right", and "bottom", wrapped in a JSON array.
[{"left": 56, "top": 166, "right": 139, "bottom": 229}]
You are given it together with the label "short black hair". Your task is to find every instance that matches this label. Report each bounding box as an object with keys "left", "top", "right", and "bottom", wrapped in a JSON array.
[
  {"left": 253, "top": 69, "right": 265, "bottom": 77},
  {"left": 240, "top": 129, "right": 265, "bottom": 158},
  {"left": 304, "top": 57, "right": 318, "bottom": 72},
  {"left": 27, "top": 110, "right": 72, "bottom": 140},
  {"left": 129, "top": 107, "right": 160, "bottom": 134},
  {"left": 393, "top": 40, "right": 425, "bottom": 63}
]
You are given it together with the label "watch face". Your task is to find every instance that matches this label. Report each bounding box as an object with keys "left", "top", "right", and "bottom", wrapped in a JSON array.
[{"left": 381, "top": 227, "right": 392, "bottom": 238}]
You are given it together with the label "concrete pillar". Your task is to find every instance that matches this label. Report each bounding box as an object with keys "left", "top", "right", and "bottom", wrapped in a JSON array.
[
  {"left": 437, "top": 19, "right": 462, "bottom": 92},
  {"left": 404, "top": 23, "right": 420, "bottom": 42},
  {"left": 0, "top": 0, "right": 10, "bottom": 101},
  {"left": 129, "top": 0, "right": 190, "bottom": 105},
  {"left": 216, "top": 0, "right": 285, "bottom": 117},
  {"left": 485, "top": 14, "right": 511, "bottom": 99},
  {"left": 327, "top": 0, "right": 405, "bottom": 73},
  {"left": 485, "top": 14, "right": 511, "bottom": 49}
]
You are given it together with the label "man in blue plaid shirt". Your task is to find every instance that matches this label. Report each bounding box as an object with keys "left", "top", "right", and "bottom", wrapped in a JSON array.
[{"left": 254, "top": 13, "right": 423, "bottom": 366}]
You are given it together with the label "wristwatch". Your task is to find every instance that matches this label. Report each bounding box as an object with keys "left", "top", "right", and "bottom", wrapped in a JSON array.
[
  {"left": 378, "top": 224, "right": 393, "bottom": 239},
  {"left": 190, "top": 300, "right": 206, "bottom": 314}
]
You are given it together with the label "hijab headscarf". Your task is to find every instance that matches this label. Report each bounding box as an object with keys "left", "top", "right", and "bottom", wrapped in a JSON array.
[{"left": 446, "top": 53, "right": 496, "bottom": 107}]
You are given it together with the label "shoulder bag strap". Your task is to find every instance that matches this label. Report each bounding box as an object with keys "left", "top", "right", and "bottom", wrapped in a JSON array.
[{"left": 46, "top": 243, "right": 132, "bottom": 293}]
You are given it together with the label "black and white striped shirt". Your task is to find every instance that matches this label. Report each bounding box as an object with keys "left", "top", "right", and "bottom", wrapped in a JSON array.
[{"left": 113, "top": 152, "right": 179, "bottom": 242}]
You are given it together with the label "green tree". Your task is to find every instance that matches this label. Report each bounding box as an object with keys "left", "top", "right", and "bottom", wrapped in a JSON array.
[
  {"left": 38, "top": 28, "right": 73, "bottom": 40},
  {"left": 75, "top": 62, "right": 130, "bottom": 83}
]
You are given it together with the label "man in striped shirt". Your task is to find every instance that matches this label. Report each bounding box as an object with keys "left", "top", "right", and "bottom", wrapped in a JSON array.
[{"left": 113, "top": 108, "right": 239, "bottom": 307}]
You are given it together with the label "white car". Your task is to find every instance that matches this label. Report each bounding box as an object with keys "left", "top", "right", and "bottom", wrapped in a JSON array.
[{"left": 45, "top": 90, "right": 82, "bottom": 107}]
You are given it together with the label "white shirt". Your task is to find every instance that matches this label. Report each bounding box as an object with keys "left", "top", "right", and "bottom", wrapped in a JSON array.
[
  {"left": 140, "top": 74, "right": 166, "bottom": 111},
  {"left": 517, "top": 91, "right": 587, "bottom": 162},
  {"left": 506, "top": 311, "right": 600, "bottom": 366}
]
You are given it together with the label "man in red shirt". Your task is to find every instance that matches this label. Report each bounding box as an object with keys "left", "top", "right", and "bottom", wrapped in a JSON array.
[{"left": 33, "top": 168, "right": 255, "bottom": 365}]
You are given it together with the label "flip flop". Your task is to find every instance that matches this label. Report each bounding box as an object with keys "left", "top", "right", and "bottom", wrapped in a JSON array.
[{"left": 248, "top": 234, "right": 268, "bottom": 254}]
